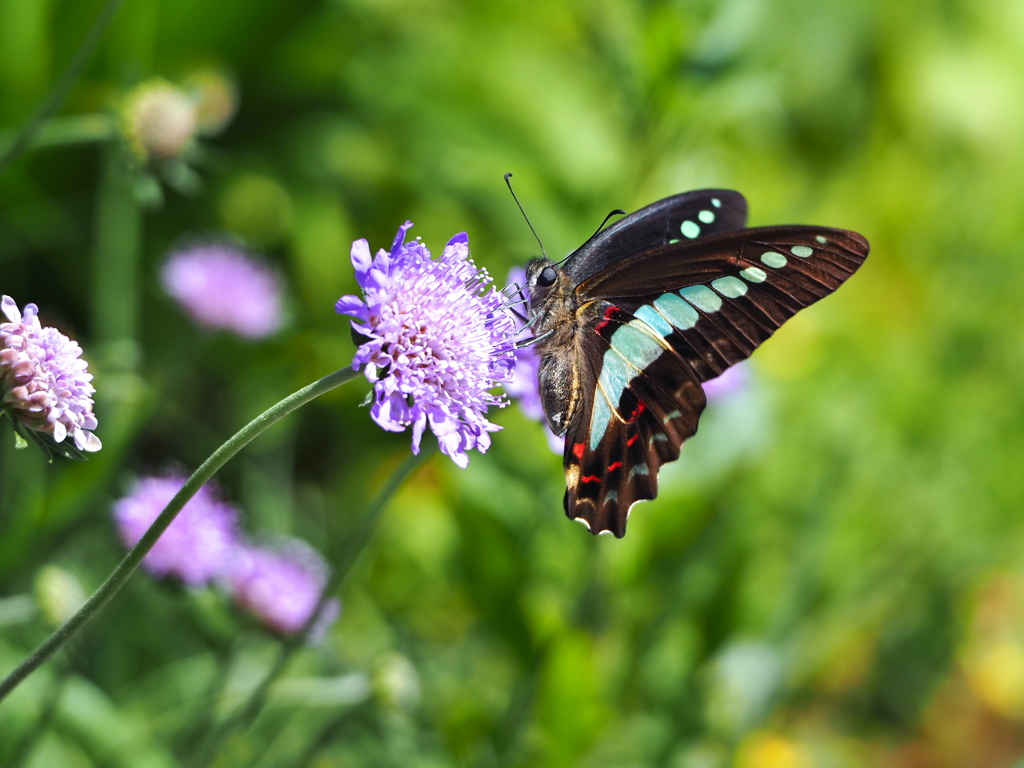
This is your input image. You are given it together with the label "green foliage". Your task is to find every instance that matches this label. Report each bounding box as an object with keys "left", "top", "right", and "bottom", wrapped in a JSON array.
[{"left": 3, "top": 0, "right": 1024, "bottom": 765}]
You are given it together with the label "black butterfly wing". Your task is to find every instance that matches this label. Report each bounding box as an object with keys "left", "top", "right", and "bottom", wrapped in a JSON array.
[
  {"left": 577, "top": 226, "right": 870, "bottom": 382},
  {"left": 564, "top": 190, "right": 748, "bottom": 281},
  {"left": 562, "top": 303, "right": 707, "bottom": 537},
  {"left": 563, "top": 226, "right": 869, "bottom": 536}
]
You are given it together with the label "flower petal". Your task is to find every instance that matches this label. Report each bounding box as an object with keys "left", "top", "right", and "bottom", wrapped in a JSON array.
[
  {"left": 350, "top": 238, "right": 372, "bottom": 281},
  {"left": 335, "top": 294, "right": 368, "bottom": 319},
  {"left": 1, "top": 295, "right": 20, "bottom": 323}
]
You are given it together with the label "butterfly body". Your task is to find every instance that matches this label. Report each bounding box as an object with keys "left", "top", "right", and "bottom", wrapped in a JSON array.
[
  {"left": 522, "top": 189, "right": 869, "bottom": 538},
  {"left": 524, "top": 258, "right": 593, "bottom": 434}
]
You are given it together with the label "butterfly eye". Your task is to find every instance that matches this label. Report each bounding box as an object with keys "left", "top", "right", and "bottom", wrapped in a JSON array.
[{"left": 537, "top": 266, "right": 558, "bottom": 287}]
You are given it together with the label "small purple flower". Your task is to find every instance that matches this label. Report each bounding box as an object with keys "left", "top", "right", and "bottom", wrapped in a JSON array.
[
  {"left": 161, "top": 242, "right": 283, "bottom": 339},
  {"left": 113, "top": 474, "right": 239, "bottom": 586},
  {"left": 336, "top": 222, "right": 516, "bottom": 468},
  {"left": 227, "top": 538, "right": 340, "bottom": 638},
  {"left": 703, "top": 363, "right": 749, "bottom": 402},
  {"left": 503, "top": 269, "right": 563, "bottom": 453},
  {"left": 0, "top": 296, "right": 101, "bottom": 454}
]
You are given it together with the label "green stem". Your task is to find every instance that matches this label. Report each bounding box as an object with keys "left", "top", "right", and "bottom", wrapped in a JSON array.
[
  {"left": 0, "top": 0, "right": 126, "bottom": 174},
  {"left": 192, "top": 446, "right": 434, "bottom": 767},
  {"left": 0, "top": 115, "right": 117, "bottom": 154},
  {"left": 92, "top": 140, "right": 141, "bottom": 353},
  {"left": 0, "top": 366, "right": 361, "bottom": 705}
]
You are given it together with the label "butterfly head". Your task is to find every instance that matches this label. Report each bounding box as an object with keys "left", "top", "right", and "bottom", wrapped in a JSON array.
[
  {"left": 524, "top": 257, "right": 558, "bottom": 297},
  {"left": 524, "top": 257, "right": 575, "bottom": 323}
]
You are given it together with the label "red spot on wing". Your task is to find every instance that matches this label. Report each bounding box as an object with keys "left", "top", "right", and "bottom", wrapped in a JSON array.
[
  {"left": 581, "top": 474, "right": 602, "bottom": 483},
  {"left": 594, "top": 305, "right": 619, "bottom": 334},
  {"left": 607, "top": 461, "right": 623, "bottom": 472},
  {"left": 629, "top": 401, "right": 646, "bottom": 421},
  {"left": 626, "top": 434, "right": 639, "bottom": 447},
  {"left": 572, "top": 442, "right": 586, "bottom": 460}
]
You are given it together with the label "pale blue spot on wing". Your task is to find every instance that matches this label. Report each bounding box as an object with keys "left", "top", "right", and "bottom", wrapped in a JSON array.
[
  {"left": 629, "top": 464, "right": 649, "bottom": 479},
  {"left": 634, "top": 304, "right": 674, "bottom": 338},
  {"left": 679, "top": 284, "right": 723, "bottom": 313},
  {"left": 597, "top": 354, "right": 632, "bottom": 403},
  {"left": 792, "top": 245, "right": 813, "bottom": 258},
  {"left": 711, "top": 198, "right": 722, "bottom": 208},
  {"left": 590, "top": 389, "right": 613, "bottom": 450},
  {"left": 760, "top": 251, "right": 788, "bottom": 268},
  {"left": 663, "top": 409, "right": 682, "bottom": 424},
  {"left": 609, "top": 321, "right": 664, "bottom": 370},
  {"left": 711, "top": 276, "right": 748, "bottom": 298},
  {"left": 740, "top": 266, "right": 767, "bottom": 283},
  {"left": 698, "top": 209, "right": 715, "bottom": 224},
  {"left": 605, "top": 490, "right": 618, "bottom": 503},
  {"left": 815, "top": 235, "right": 828, "bottom": 244},
  {"left": 668, "top": 238, "right": 680, "bottom": 244},
  {"left": 681, "top": 220, "right": 700, "bottom": 239},
  {"left": 654, "top": 292, "right": 699, "bottom": 330}
]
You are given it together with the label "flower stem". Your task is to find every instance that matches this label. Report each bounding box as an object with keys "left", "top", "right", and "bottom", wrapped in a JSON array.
[
  {"left": 0, "top": 366, "right": 361, "bottom": 705},
  {"left": 0, "top": 115, "right": 117, "bottom": 154},
  {"left": 91, "top": 140, "right": 142, "bottom": 358},
  {"left": 0, "top": 0, "right": 125, "bottom": 175},
  {"left": 191, "top": 445, "right": 434, "bottom": 766}
]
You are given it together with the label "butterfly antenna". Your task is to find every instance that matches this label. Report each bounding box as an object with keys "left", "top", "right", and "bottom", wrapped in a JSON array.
[
  {"left": 504, "top": 173, "right": 547, "bottom": 260},
  {"left": 589, "top": 208, "right": 626, "bottom": 241},
  {"left": 551, "top": 207, "right": 627, "bottom": 267}
]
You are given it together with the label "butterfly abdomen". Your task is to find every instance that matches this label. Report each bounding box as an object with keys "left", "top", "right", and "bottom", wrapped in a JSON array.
[{"left": 535, "top": 298, "right": 605, "bottom": 435}]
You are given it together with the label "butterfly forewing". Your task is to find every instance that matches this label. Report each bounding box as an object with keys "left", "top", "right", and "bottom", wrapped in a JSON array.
[
  {"left": 565, "top": 190, "right": 748, "bottom": 282},
  {"left": 577, "top": 226, "right": 869, "bottom": 382}
]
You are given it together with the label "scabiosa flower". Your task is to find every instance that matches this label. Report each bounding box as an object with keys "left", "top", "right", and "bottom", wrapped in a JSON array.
[
  {"left": 503, "top": 268, "right": 563, "bottom": 453},
  {"left": 1, "top": 296, "right": 101, "bottom": 454},
  {"left": 122, "top": 79, "right": 198, "bottom": 161},
  {"left": 161, "top": 242, "right": 283, "bottom": 339},
  {"left": 112, "top": 474, "right": 239, "bottom": 587},
  {"left": 227, "top": 538, "right": 340, "bottom": 638},
  {"left": 336, "top": 222, "right": 517, "bottom": 468}
]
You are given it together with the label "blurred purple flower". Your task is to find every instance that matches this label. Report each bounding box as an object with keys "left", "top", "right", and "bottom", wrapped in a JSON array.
[
  {"left": 161, "top": 242, "right": 283, "bottom": 339},
  {"left": 113, "top": 474, "right": 239, "bottom": 586},
  {"left": 703, "top": 363, "right": 749, "bottom": 402},
  {"left": 0, "top": 296, "right": 101, "bottom": 453},
  {"left": 228, "top": 538, "right": 340, "bottom": 638},
  {"left": 503, "top": 269, "right": 563, "bottom": 453},
  {"left": 336, "top": 222, "right": 516, "bottom": 468}
]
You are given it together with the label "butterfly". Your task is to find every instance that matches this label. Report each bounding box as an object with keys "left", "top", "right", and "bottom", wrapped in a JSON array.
[{"left": 522, "top": 189, "right": 869, "bottom": 538}]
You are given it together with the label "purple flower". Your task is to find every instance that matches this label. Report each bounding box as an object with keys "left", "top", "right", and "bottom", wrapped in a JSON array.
[
  {"left": 227, "top": 538, "right": 340, "bottom": 638},
  {"left": 503, "top": 269, "right": 563, "bottom": 453},
  {"left": 112, "top": 474, "right": 239, "bottom": 586},
  {"left": 161, "top": 242, "right": 283, "bottom": 339},
  {"left": 0, "top": 296, "right": 101, "bottom": 454},
  {"left": 703, "top": 363, "right": 749, "bottom": 402},
  {"left": 336, "top": 222, "right": 517, "bottom": 468}
]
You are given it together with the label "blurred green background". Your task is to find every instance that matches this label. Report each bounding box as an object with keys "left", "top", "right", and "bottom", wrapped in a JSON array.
[{"left": 3, "top": 0, "right": 1024, "bottom": 765}]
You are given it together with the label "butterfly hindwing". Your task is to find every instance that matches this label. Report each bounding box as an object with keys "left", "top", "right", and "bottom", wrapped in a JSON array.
[{"left": 562, "top": 304, "right": 707, "bottom": 536}]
